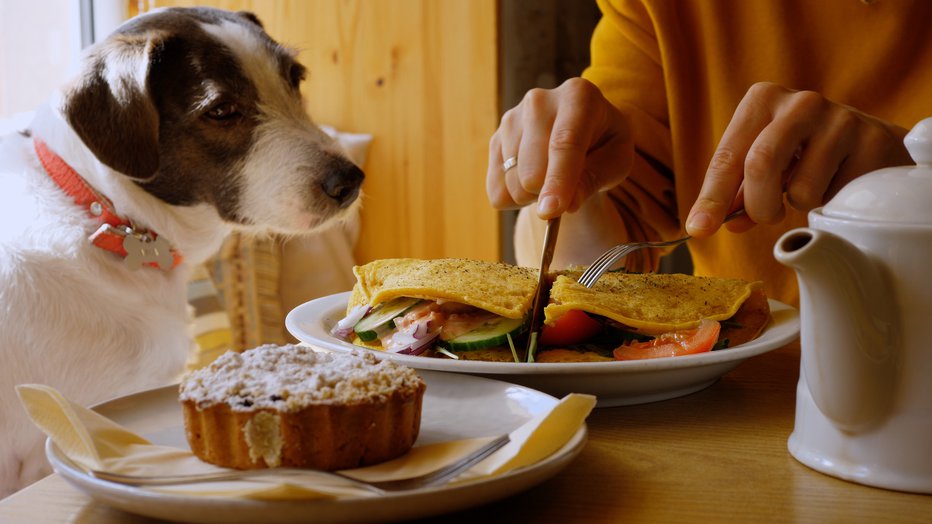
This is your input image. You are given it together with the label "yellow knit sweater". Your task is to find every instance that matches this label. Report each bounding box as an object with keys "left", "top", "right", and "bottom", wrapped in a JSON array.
[{"left": 583, "top": 0, "right": 932, "bottom": 306}]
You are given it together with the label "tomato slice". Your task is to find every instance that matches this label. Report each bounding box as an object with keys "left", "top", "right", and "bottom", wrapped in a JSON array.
[
  {"left": 612, "top": 319, "right": 721, "bottom": 360},
  {"left": 539, "top": 309, "right": 602, "bottom": 346}
]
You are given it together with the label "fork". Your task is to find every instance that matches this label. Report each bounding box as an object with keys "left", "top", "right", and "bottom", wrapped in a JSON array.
[
  {"left": 88, "top": 434, "right": 510, "bottom": 494},
  {"left": 577, "top": 209, "right": 746, "bottom": 288}
]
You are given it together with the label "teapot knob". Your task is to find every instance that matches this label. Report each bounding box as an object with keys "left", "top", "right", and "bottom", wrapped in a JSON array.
[{"left": 905, "top": 117, "right": 932, "bottom": 166}]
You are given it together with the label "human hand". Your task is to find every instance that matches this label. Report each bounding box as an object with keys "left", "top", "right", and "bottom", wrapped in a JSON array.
[
  {"left": 487, "top": 78, "right": 635, "bottom": 219},
  {"left": 686, "top": 82, "right": 912, "bottom": 236}
]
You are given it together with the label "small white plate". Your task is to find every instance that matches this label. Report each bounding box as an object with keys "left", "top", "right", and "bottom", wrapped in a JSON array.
[
  {"left": 286, "top": 292, "right": 800, "bottom": 407},
  {"left": 47, "top": 371, "right": 586, "bottom": 524}
]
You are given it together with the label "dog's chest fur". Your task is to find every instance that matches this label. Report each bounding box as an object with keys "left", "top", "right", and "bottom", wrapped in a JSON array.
[{"left": 0, "top": 132, "right": 192, "bottom": 404}]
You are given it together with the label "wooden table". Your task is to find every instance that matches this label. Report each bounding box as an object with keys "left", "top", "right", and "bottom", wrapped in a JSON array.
[{"left": 2, "top": 342, "right": 929, "bottom": 523}]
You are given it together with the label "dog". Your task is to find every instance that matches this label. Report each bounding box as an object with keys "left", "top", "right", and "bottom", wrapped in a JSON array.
[{"left": 0, "top": 7, "right": 363, "bottom": 495}]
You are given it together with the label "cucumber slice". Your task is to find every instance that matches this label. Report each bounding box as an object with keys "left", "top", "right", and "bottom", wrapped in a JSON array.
[
  {"left": 438, "top": 316, "right": 528, "bottom": 352},
  {"left": 354, "top": 297, "right": 422, "bottom": 341}
]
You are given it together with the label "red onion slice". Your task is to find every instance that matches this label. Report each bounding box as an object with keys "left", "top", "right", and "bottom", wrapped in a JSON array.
[
  {"left": 396, "top": 328, "right": 441, "bottom": 355},
  {"left": 330, "top": 305, "right": 370, "bottom": 339},
  {"left": 384, "top": 314, "right": 439, "bottom": 352},
  {"left": 412, "top": 320, "right": 431, "bottom": 339},
  {"left": 387, "top": 316, "right": 441, "bottom": 355}
]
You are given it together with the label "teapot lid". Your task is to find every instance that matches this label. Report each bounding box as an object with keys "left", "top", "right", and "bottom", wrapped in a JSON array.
[{"left": 821, "top": 117, "right": 932, "bottom": 224}]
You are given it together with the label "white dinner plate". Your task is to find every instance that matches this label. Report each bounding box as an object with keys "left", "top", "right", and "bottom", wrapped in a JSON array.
[
  {"left": 286, "top": 292, "right": 800, "bottom": 407},
  {"left": 47, "top": 371, "right": 586, "bottom": 524}
]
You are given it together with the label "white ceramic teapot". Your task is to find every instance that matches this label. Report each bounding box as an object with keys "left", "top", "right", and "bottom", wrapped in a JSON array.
[{"left": 773, "top": 118, "right": 932, "bottom": 493}]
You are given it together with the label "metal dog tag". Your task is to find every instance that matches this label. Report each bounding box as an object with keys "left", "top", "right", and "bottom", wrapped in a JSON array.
[{"left": 122, "top": 234, "right": 173, "bottom": 271}]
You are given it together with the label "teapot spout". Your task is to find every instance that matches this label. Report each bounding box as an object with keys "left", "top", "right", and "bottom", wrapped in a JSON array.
[{"left": 774, "top": 228, "right": 898, "bottom": 433}]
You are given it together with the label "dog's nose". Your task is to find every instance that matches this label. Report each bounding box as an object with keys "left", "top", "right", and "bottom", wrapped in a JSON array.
[{"left": 321, "top": 160, "right": 364, "bottom": 208}]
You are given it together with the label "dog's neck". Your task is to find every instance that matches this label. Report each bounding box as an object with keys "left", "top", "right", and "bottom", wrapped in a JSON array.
[{"left": 29, "top": 99, "right": 232, "bottom": 265}]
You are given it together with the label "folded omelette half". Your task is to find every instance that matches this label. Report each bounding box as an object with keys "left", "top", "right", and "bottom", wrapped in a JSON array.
[
  {"left": 543, "top": 271, "right": 771, "bottom": 350},
  {"left": 341, "top": 258, "right": 538, "bottom": 360},
  {"left": 347, "top": 258, "right": 538, "bottom": 317}
]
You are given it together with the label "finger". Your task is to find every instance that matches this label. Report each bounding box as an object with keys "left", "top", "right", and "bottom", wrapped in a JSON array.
[
  {"left": 487, "top": 108, "right": 525, "bottom": 209},
  {"left": 723, "top": 180, "right": 755, "bottom": 233},
  {"left": 724, "top": 216, "right": 757, "bottom": 234},
  {"left": 497, "top": 107, "right": 540, "bottom": 208},
  {"left": 486, "top": 130, "right": 516, "bottom": 209},
  {"left": 504, "top": 168, "right": 538, "bottom": 206},
  {"left": 501, "top": 115, "right": 538, "bottom": 207},
  {"left": 567, "top": 127, "right": 633, "bottom": 213},
  {"left": 827, "top": 114, "right": 915, "bottom": 201},
  {"left": 742, "top": 116, "right": 813, "bottom": 225},
  {"left": 514, "top": 88, "right": 555, "bottom": 199},
  {"left": 825, "top": 124, "right": 899, "bottom": 199},
  {"left": 536, "top": 97, "right": 598, "bottom": 218},
  {"left": 783, "top": 111, "right": 856, "bottom": 212},
  {"left": 539, "top": 79, "right": 632, "bottom": 218},
  {"left": 687, "top": 83, "right": 777, "bottom": 236}
]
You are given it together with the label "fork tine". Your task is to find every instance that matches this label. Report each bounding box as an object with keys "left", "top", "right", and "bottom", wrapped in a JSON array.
[
  {"left": 578, "top": 250, "right": 617, "bottom": 287},
  {"left": 578, "top": 263, "right": 604, "bottom": 287},
  {"left": 579, "top": 247, "right": 624, "bottom": 284},
  {"left": 595, "top": 246, "right": 634, "bottom": 276},
  {"left": 579, "top": 245, "right": 636, "bottom": 287},
  {"left": 587, "top": 244, "right": 641, "bottom": 286}
]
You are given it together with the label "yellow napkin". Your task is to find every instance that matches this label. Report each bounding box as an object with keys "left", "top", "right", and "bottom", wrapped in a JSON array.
[{"left": 16, "top": 384, "right": 595, "bottom": 500}]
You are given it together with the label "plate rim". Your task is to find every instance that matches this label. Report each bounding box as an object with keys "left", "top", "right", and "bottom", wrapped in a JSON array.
[
  {"left": 46, "top": 373, "right": 588, "bottom": 523},
  {"left": 285, "top": 291, "right": 800, "bottom": 375}
]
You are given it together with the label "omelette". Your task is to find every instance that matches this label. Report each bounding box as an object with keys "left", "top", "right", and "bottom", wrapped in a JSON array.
[
  {"left": 535, "top": 271, "right": 771, "bottom": 362},
  {"left": 331, "top": 258, "right": 771, "bottom": 362},
  {"left": 545, "top": 272, "right": 762, "bottom": 333}
]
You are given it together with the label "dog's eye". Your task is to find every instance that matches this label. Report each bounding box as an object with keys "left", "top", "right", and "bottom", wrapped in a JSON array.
[{"left": 205, "top": 102, "right": 241, "bottom": 122}]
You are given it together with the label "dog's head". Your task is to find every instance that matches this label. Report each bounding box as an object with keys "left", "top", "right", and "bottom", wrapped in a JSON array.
[{"left": 61, "top": 7, "right": 363, "bottom": 234}]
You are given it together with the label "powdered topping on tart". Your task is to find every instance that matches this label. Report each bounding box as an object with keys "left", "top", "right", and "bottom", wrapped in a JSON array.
[{"left": 179, "top": 344, "right": 423, "bottom": 412}]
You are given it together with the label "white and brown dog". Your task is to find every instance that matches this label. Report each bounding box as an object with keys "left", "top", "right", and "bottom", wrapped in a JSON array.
[{"left": 0, "top": 7, "right": 363, "bottom": 494}]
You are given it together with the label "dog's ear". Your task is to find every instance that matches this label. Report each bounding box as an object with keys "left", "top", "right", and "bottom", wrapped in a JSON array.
[
  {"left": 62, "top": 33, "right": 167, "bottom": 181},
  {"left": 237, "top": 11, "right": 263, "bottom": 29}
]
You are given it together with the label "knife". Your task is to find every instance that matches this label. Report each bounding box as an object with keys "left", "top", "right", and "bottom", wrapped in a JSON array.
[{"left": 524, "top": 216, "right": 561, "bottom": 361}]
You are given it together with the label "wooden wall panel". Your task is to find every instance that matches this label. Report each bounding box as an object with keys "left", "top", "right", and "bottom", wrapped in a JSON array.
[{"left": 150, "top": 0, "right": 500, "bottom": 263}]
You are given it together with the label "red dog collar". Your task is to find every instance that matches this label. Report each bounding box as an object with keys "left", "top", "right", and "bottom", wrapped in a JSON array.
[{"left": 34, "top": 138, "right": 183, "bottom": 271}]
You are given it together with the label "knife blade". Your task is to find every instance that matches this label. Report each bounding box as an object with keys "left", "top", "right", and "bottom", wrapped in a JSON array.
[{"left": 524, "top": 216, "right": 561, "bottom": 361}]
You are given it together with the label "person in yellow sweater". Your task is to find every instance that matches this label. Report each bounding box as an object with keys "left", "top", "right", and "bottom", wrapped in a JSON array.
[{"left": 487, "top": 0, "right": 932, "bottom": 307}]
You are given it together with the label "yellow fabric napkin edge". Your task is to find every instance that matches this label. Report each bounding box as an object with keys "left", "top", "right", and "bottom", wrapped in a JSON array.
[
  {"left": 472, "top": 392, "right": 596, "bottom": 476},
  {"left": 16, "top": 384, "right": 150, "bottom": 469}
]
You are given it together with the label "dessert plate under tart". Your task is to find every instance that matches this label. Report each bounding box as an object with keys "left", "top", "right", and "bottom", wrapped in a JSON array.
[
  {"left": 286, "top": 292, "right": 801, "bottom": 407},
  {"left": 47, "top": 370, "right": 586, "bottom": 524}
]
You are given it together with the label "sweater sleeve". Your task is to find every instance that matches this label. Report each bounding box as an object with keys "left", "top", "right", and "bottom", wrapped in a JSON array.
[{"left": 581, "top": 0, "right": 682, "bottom": 271}]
